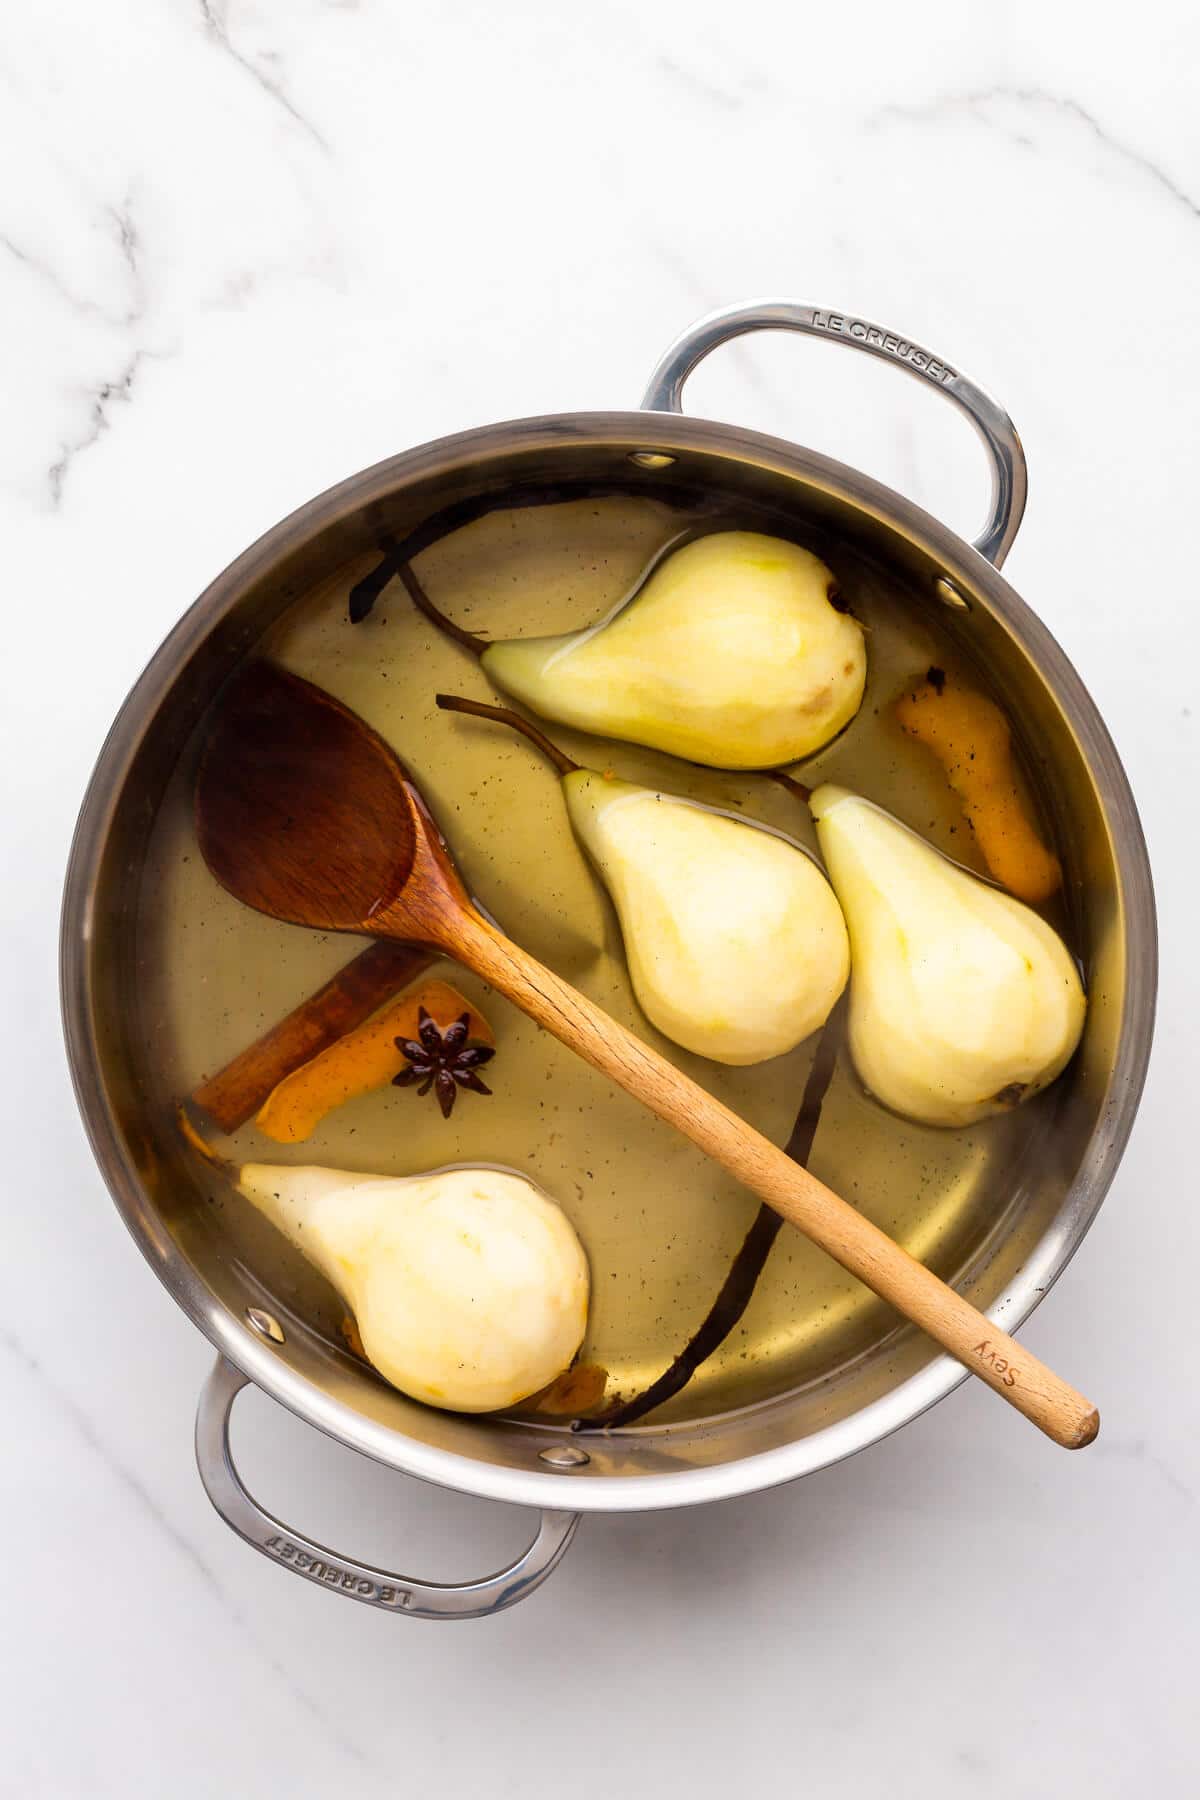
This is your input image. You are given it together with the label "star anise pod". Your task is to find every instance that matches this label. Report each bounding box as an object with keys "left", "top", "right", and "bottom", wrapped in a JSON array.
[{"left": 392, "top": 1008, "right": 496, "bottom": 1120}]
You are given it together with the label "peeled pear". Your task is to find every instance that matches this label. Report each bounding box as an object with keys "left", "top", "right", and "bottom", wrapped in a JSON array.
[
  {"left": 810, "top": 786, "right": 1086, "bottom": 1128},
  {"left": 565, "top": 771, "right": 849, "bottom": 1064},
  {"left": 237, "top": 1162, "right": 589, "bottom": 1412},
  {"left": 480, "top": 531, "right": 866, "bottom": 768}
]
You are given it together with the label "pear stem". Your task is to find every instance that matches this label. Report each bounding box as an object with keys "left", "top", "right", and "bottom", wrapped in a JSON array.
[
  {"left": 769, "top": 770, "right": 812, "bottom": 806},
  {"left": 582, "top": 997, "right": 845, "bottom": 1432},
  {"left": 401, "top": 563, "right": 489, "bottom": 658},
  {"left": 435, "top": 694, "right": 581, "bottom": 777}
]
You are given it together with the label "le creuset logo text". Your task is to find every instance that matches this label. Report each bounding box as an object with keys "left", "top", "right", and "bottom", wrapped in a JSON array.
[
  {"left": 265, "top": 1535, "right": 412, "bottom": 1606},
  {"left": 810, "top": 311, "right": 957, "bottom": 385}
]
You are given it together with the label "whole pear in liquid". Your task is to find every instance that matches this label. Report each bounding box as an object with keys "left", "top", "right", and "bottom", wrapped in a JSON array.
[
  {"left": 810, "top": 786, "right": 1086, "bottom": 1127},
  {"left": 237, "top": 1162, "right": 589, "bottom": 1412},
  {"left": 566, "top": 772, "right": 850, "bottom": 1064},
  {"left": 436, "top": 696, "right": 850, "bottom": 1065},
  {"left": 480, "top": 531, "right": 866, "bottom": 768}
]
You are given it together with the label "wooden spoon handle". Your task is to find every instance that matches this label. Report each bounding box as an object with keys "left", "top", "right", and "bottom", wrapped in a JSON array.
[{"left": 449, "top": 909, "right": 1098, "bottom": 1449}]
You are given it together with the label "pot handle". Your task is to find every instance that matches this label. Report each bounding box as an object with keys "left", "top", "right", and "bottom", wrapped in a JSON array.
[
  {"left": 641, "top": 300, "right": 1027, "bottom": 568},
  {"left": 195, "top": 1356, "right": 580, "bottom": 1620}
]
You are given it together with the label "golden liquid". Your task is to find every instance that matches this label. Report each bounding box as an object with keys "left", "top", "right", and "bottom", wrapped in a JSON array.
[{"left": 136, "top": 496, "right": 1067, "bottom": 1425}]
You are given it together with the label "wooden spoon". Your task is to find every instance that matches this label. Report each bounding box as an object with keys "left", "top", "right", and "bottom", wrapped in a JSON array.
[{"left": 195, "top": 662, "right": 1098, "bottom": 1448}]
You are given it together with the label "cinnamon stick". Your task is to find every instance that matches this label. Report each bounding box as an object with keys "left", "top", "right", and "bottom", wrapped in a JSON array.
[{"left": 190, "top": 940, "right": 436, "bottom": 1133}]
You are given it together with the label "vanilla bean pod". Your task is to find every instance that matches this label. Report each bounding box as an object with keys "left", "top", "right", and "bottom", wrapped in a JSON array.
[{"left": 582, "top": 998, "right": 844, "bottom": 1431}]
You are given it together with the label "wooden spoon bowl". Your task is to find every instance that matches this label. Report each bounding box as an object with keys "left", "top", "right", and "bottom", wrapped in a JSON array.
[{"left": 197, "top": 662, "right": 425, "bottom": 931}]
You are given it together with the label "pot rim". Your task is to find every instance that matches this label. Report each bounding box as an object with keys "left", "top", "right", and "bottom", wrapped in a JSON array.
[{"left": 61, "top": 409, "right": 1157, "bottom": 1513}]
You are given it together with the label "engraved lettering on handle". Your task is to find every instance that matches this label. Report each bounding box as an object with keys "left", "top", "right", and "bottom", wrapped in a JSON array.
[
  {"left": 195, "top": 1356, "right": 579, "bottom": 1620},
  {"left": 809, "top": 311, "right": 956, "bottom": 385},
  {"left": 640, "top": 299, "right": 1028, "bottom": 568},
  {"left": 264, "top": 1536, "right": 413, "bottom": 1606},
  {"left": 973, "top": 1339, "right": 1019, "bottom": 1388}
]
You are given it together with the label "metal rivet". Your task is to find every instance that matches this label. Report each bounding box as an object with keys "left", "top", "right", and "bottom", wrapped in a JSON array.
[
  {"left": 246, "top": 1306, "right": 285, "bottom": 1343},
  {"left": 538, "top": 1444, "right": 591, "bottom": 1468},
  {"left": 934, "top": 576, "right": 971, "bottom": 612},
  {"left": 627, "top": 451, "right": 676, "bottom": 470}
]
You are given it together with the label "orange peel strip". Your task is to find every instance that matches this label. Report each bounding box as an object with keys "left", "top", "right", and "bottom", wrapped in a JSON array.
[
  {"left": 896, "top": 674, "right": 1062, "bottom": 903},
  {"left": 255, "top": 979, "right": 494, "bottom": 1143},
  {"left": 528, "top": 1362, "right": 609, "bottom": 1417}
]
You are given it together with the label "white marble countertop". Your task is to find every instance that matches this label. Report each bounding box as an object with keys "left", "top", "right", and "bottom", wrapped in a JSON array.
[{"left": 3, "top": 3, "right": 1197, "bottom": 1793}]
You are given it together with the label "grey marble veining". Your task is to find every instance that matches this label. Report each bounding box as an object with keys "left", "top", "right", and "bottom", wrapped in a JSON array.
[
  {"left": 871, "top": 85, "right": 1200, "bottom": 217},
  {"left": 2, "top": 2, "right": 1197, "bottom": 1794}
]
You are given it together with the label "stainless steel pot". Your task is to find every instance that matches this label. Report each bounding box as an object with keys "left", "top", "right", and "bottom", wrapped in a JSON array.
[{"left": 61, "top": 302, "right": 1156, "bottom": 1619}]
